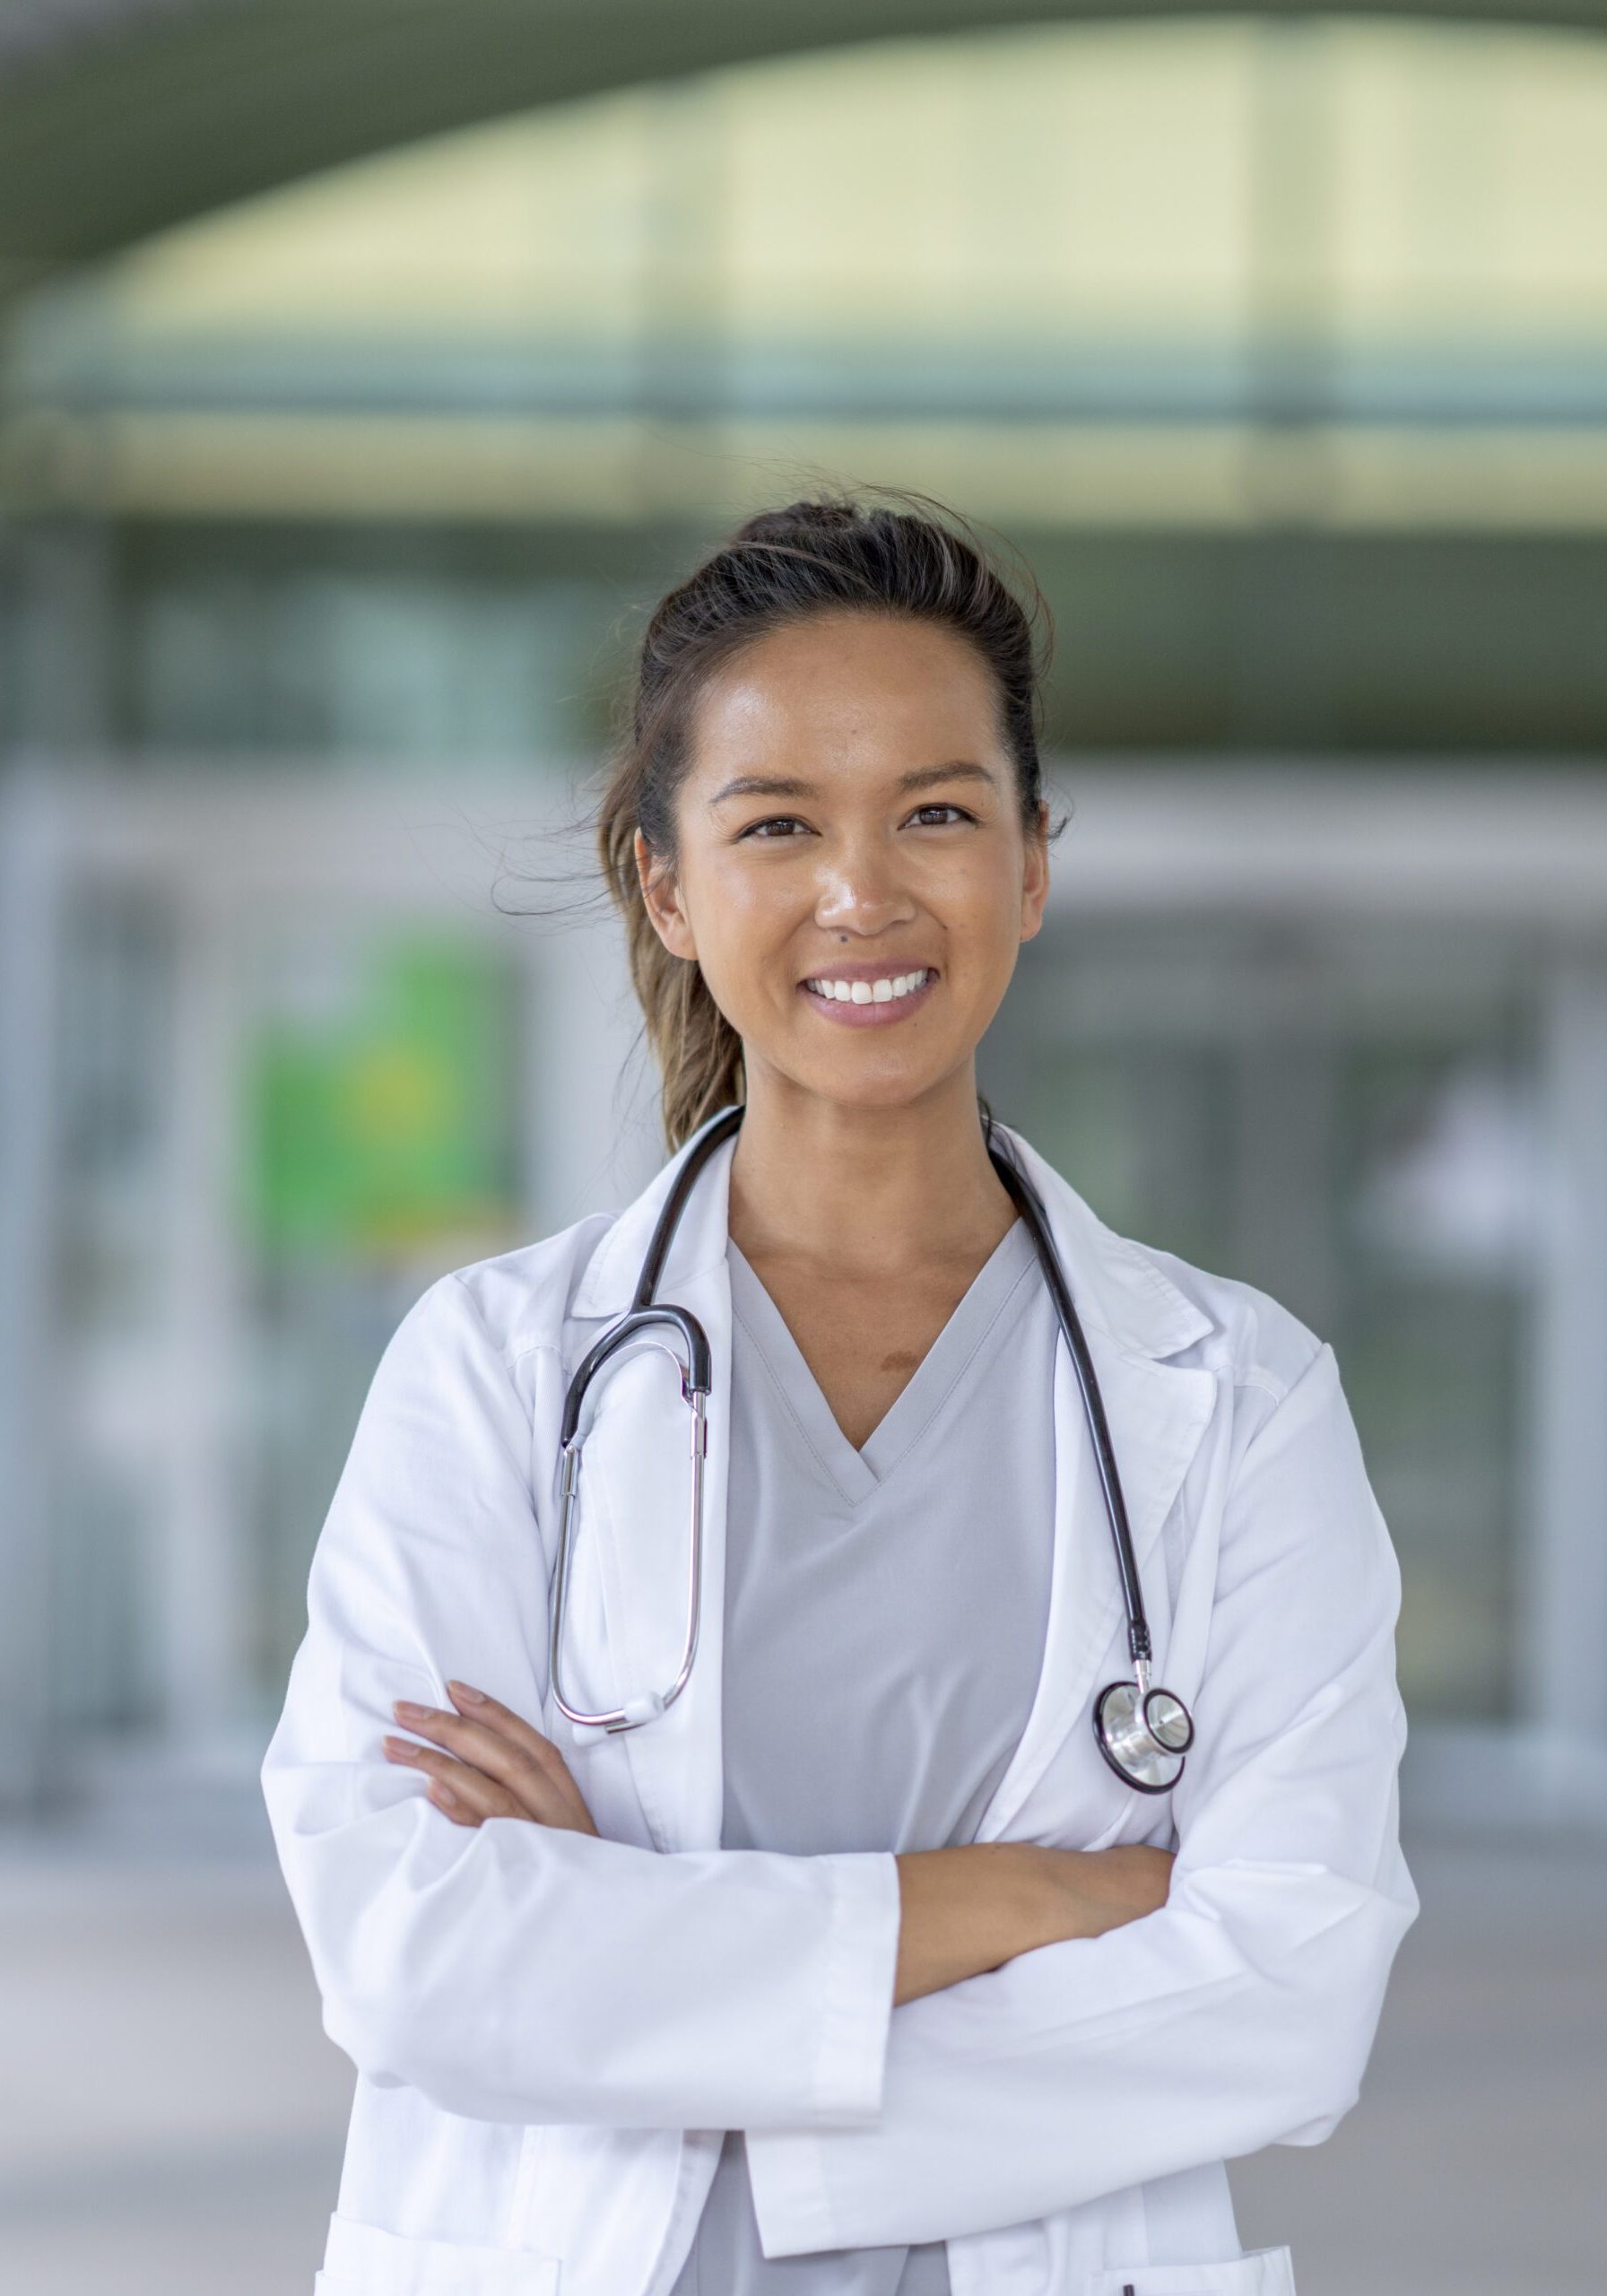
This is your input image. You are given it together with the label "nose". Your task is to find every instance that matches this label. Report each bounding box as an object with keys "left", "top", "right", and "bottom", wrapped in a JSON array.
[{"left": 812, "top": 833, "right": 918, "bottom": 937}]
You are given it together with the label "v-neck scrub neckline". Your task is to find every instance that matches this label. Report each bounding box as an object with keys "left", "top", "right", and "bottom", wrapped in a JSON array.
[
  {"left": 725, "top": 1213, "right": 1040, "bottom": 1506},
  {"left": 666, "top": 1208, "right": 1064, "bottom": 2296}
]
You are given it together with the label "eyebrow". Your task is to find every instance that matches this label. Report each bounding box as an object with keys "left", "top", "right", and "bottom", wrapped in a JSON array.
[{"left": 707, "top": 760, "right": 999, "bottom": 809}]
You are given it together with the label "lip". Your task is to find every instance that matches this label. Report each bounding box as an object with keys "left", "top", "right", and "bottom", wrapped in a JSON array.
[
  {"left": 797, "top": 963, "right": 939, "bottom": 1029},
  {"left": 796, "top": 960, "right": 937, "bottom": 983}
]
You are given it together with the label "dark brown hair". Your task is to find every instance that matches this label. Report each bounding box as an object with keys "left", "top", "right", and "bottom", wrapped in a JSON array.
[{"left": 590, "top": 483, "right": 1061, "bottom": 1151}]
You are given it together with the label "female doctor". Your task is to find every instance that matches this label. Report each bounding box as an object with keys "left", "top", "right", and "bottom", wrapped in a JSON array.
[{"left": 261, "top": 491, "right": 1419, "bottom": 2296}]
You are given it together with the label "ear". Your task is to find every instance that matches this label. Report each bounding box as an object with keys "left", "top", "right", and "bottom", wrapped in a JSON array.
[
  {"left": 635, "top": 828, "right": 699, "bottom": 961},
  {"left": 1019, "top": 799, "right": 1050, "bottom": 945}
]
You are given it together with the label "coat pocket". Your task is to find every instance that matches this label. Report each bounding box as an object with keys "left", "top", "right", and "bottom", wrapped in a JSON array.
[
  {"left": 314, "top": 2211, "right": 562, "bottom": 2295},
  {"left": 1084, "top": 2247, "right": 1296, "bottom": 2296}
]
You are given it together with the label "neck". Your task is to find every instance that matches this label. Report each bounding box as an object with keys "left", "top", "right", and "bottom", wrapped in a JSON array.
[{"left": 724, "top": 1067, "right": 1017, "bottom": 1282}]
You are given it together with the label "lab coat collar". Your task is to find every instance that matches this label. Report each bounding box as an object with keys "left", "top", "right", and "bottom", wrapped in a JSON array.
[{"left": 569, "top": 1101, "right": 1213, "bottom": 1365}]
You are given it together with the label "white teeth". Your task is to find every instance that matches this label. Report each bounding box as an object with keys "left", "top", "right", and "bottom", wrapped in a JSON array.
[{"left": 804, "top": 968, "right": 931, "bottom": 1004}]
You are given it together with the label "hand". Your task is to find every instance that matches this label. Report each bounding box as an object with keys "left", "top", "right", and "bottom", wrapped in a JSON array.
[{"left": 383, "top": 1681, "right": 600, "bottom": 1836}]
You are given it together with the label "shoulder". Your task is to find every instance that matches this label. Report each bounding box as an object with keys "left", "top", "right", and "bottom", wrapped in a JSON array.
[
  {"left": 1141, "top": 1235, "right": 1327, "bottom": 1408},
  {"left": 1101, "top": 1228, "right": 1389, "bottom": 1594},
  {"left": 394, "top": 1207, "right": 619, "bottom": 1372},
  {"left": 1123, "top": 1231, "right": 1372, "bottom": 1526},
  {"left": 1006, "top": 1122, "right": 1329, "bottom": 1420},
  {"left": 1077, "top": 1196, "right": 1335, "bottom": 1461}
]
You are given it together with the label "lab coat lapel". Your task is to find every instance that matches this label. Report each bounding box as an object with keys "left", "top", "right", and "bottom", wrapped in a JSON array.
[
  {"left": 971, "top": 1124, "right": 1218, "bottom": 1840},
  {"left": 561, "top": 1111, "right": 740, "bottom": 1854}
]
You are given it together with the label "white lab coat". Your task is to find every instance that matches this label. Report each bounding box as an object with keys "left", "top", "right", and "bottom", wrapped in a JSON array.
[{"left": 261, "top": 1106, "right": 1419, "bottom": 2296}]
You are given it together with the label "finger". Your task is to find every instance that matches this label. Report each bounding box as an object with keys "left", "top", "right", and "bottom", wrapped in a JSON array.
[
  {"left": 444, "top": 1683, "right": 600, "bottom": 1834},
  {"left": 395, "top": 1693, "right": 591, "bottom": 1831},
  {"left": 383, "top": 1736, "right": 521, "bottom": 1824},
  {"left": 428, "top": 1777, "right": 476, "bottom": 1827},
  {"left": 443, "top": 1683, "right": 573, "bottom": 1781},
  {"left": 389, "top": 1704, "right": 578, "bottom": 1829},
  {"left": 392, "top": 1699, "right": 545, "bottom": 1795}
]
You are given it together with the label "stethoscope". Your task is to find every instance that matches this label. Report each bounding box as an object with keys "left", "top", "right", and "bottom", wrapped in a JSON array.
[{"left": 550, "top": 1103, "right": 1196, "bottom": 1794}]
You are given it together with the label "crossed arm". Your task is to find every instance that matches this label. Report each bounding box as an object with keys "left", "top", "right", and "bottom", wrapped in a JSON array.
[{"left": 381, "top": 1682, "right": 1177, "bottom": 2005}]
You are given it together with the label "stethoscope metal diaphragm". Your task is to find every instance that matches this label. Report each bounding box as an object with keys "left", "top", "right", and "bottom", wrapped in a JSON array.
[{"left": 1093, "top": 1665, "right": 1196, "bottom": 1795}]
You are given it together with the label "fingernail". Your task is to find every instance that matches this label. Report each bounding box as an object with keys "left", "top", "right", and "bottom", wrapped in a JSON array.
[
  {"left": 393, "top": 1700, "right": 428, "bottom": 1721},
  {"left": 447, "top": 1680, "right": 486, "bottom": 1704},
  {"left": 383, "top": 1736, "right": 416, "bottom": 1760},
  {"left": 431, "top": 1779, "right": 457, "bottom": 1807}
]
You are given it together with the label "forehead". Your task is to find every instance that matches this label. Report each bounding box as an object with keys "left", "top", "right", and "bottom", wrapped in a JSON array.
[{"left": 687, "top": 611, "right": 1001, "bottom": 768}]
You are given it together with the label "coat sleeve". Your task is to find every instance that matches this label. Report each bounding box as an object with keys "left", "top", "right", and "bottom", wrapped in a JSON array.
[
  {"left": 743, "top": 1337, "right": 1420, "bottom": 2254},
  {"left": 259, "top": 1268, "right": 902, "bottom": 2132}
]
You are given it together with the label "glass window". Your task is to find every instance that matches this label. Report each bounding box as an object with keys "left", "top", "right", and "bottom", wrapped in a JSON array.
[{"left": 982, "top": 916, "right": 1537, "bottom": 1724}]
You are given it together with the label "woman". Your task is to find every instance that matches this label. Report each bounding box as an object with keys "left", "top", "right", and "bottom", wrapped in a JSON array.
[{"left": 262, "top": 492, "right": 1418, "bottom": 2296}]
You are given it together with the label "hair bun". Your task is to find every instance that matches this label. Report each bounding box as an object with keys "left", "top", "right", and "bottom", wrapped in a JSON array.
[{"left": 732, "top": 499, "right": 860, "bottom": 544}]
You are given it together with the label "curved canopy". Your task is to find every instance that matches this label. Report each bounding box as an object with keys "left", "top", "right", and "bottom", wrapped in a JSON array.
[
  {"left": 3, "top": 0, "right": 1607, "bottom": 292},
  {"left": 9, "top": 18, "right": 1603, "bottom": 528}
]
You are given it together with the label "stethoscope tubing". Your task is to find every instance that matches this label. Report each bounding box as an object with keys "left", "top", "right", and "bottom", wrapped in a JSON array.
[
  {"left": 983, "top": 1141, "right": 1153, "bottom": 1668},
  {"left": 550, "top": 1101, "right": 1191, "bottom": 1787}
]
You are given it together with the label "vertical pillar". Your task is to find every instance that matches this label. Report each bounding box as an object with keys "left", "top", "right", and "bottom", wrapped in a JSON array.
[
  {"left": 1524, "top": 948, "right": 1607, "bottom": 1783},
  {"left": 1231, "top": 926, "right": 1338, "bottom": 1336},
  {"left": 152, "top": 883, "right": 250, "bottom": 1752},
  {"left": 0, "top": 759, "right": 63, "bottom": 1809}
]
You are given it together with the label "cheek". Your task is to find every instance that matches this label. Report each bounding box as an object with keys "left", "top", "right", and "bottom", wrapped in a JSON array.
[
  {"left": 715, "top": 863, "right": 779, "bottom": 926},
  {"left": 708, "top": 865, "right": 781, "bottom": 963},
  {"left": 685, "top": 863, "right": 791, "bottom": 1015},
  {"left": 927, "top": 850, "right": 1025, "bottom": 951}
]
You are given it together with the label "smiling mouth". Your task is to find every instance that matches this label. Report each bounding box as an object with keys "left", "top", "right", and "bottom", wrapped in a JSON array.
[{"left": 800, "top": 966, "right": 936, "bottom": 1007}]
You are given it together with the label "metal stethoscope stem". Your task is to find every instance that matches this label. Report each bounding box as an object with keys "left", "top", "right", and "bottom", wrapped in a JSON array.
[
  {"left": 548, "top": 1107, "right": 736, "bottom": 1735},
  {"left": 551, "top": 1333, "right": 708, "bottom": 1732},
  {"left": 547, "top": 1102, "right": 1196, "bottom": 1792}
]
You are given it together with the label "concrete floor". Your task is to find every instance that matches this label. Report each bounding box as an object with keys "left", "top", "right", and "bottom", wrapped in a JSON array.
[{"left": 0, "top": 1817, "right": 1601, "bottom": 2296}]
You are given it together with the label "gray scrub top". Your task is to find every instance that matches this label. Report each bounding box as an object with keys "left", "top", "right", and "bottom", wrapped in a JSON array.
[{"left": 667, "top": 1212, "right": 1061, "bottom": 2296}]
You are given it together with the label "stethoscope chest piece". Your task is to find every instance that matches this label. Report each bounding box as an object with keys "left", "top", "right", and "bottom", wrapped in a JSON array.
[{"left": 1093, "top": 1670, "right": 1195, "bottom": 1795}]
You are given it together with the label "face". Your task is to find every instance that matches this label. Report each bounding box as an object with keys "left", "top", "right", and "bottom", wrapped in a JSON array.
[{"left": 635, "top": 609, "right": 1049, "bottom": 1112}]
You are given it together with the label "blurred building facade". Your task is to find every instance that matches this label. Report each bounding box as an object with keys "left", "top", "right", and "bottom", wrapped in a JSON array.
[{"left": 2, "top": 12, "right": 1606, "bottom": 1834}]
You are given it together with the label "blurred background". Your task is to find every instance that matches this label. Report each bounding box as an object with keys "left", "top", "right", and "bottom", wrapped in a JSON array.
[{"left": 1, "top": 5, "right": 1604, "bottom": 2292}]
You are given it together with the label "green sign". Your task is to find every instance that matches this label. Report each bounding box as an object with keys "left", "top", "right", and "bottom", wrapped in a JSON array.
[{"left": 245, "top": 934, "right": 519, "bottom": 1256}]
